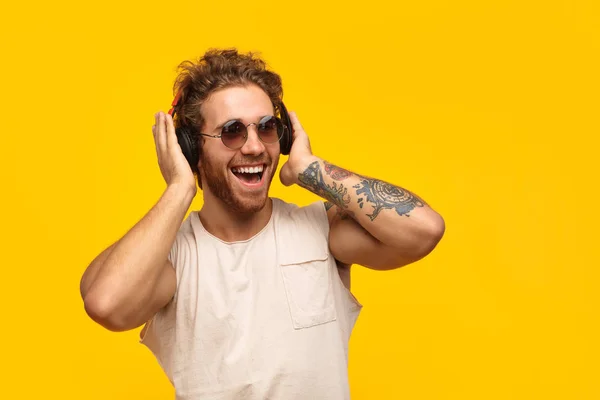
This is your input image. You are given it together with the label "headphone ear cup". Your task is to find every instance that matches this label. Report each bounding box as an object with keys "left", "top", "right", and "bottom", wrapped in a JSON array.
[
  {"left": 176, "top": 126, "right": 200, "bottom": 173},
  {"left": 278, "top": 102, "right": 293, "bottom": 155}
]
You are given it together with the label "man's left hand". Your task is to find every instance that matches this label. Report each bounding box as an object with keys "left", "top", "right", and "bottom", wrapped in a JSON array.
[{"left": 279, "top": 111, "right": 319, "bottom": 186}]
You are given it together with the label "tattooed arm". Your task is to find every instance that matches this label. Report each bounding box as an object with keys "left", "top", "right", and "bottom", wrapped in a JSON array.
[
  {"left": 280, "top": 113, "right": 445, "bottom": 270},
  {"left": 300, "top": 158, "right": 444, "bottom": 269}
]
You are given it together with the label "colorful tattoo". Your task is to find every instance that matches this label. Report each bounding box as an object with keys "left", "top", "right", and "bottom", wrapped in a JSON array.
[
  {"left": 298, "top": 161, "right": 351, "bottom": 208},
  {"left": 323, "top": 161, "right": 353, "bottom": 181}
]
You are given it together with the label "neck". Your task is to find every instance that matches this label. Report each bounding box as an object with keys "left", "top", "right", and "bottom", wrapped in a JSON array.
[{"left": 198, "top": 196, "right": 273, "bottom": 243}]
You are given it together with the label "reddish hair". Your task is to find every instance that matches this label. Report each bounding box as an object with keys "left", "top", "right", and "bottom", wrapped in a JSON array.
[{"left": 172, "top": 48, "right": 284, "bottom": 132}]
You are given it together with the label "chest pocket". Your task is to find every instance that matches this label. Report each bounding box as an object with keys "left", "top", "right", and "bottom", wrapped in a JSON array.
[{"left": 275, "top": 206, "right": 337, "bottom": 329}]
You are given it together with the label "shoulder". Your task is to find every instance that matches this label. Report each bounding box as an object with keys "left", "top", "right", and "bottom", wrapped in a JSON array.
[
  {"left": 173, "top": 212, "right": 196, "bottom": 246},
  {"left": 272, "top": 197, "right": 327, "bottom": 216},
  {"left": 168, "top": 212, "right": 197, "bottom": 267},
  {"left": 272, "top": 198, "right": 329, "bottom": 235}
]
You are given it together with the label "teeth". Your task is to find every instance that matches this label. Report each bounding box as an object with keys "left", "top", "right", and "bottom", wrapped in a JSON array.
[{"left": 233, "top": 165, "right": 264, "bottom": 173}]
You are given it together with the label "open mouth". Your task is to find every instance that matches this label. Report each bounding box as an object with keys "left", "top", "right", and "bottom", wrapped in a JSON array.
[{"left": 231, "top": 164, "right": 266, "bottom": 185}]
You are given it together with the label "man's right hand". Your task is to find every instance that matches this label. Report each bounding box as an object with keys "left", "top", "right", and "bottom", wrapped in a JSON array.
[{"left": 153, "top": 111, "right": 197, "bottom": 195}]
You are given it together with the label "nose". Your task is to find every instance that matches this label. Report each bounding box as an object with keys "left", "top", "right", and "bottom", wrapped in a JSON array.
[{"left": 239, "top": 124, "right": 266, "bottom": 156}]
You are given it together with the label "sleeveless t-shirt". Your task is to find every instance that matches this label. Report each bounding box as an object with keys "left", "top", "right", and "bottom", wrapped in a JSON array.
[{"left": 139, "top": 198, "right": 362, "bottom": 399}]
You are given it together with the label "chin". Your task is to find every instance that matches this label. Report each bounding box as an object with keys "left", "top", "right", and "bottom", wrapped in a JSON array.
[
  {"left": 202, "top": 157, "right": 278, "bottom": 214},
  {"left": 232, "top": 176, "right": 275, "bottom": 214},
  {"left": 207, "top": 172, "right": 274, "bottom": 215},
  {"left": 228, "top": 164, "right": 277, "bottom": 214},
  {"left": 230, "top": 196, "right": 269, "bottom": 214}
]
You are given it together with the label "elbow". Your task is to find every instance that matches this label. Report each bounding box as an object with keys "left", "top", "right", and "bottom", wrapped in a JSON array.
[
  {"left": 376, "top": 215, "right": 445, "bottom": 270},
  {"left": 399, "top": 213, "right": 446, "bottom": 263},
  {"left": 417, "top": 213, "right": 445, "bottom": 258},
  {"left": 83, "top": 292, "right": 131, "bottom": 332},
  {"left": 428, "top": 213, "right": 446, "bottom": 246}
]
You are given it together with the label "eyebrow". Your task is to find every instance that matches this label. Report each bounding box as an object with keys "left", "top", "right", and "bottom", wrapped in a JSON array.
[
  {"left": 213, "top": 115, "right": 276, "bottom": 131},
  {"left": 213, "top": 119, "right": 241, "bottom": 132}
]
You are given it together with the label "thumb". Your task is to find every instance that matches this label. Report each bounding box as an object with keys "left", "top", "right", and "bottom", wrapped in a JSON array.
[{"left": 288, "top": 111, "right": 304, "bottom": 135}]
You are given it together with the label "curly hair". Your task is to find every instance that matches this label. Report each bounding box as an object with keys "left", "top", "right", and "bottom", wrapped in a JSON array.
[{"left": 172, "top": 48, "right": 284, "bottom": 133}]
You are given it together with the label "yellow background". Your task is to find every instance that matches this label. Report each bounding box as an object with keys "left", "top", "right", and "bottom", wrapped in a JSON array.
[{"left": 1, "top": 0, "right": 598, "bottom": 398}]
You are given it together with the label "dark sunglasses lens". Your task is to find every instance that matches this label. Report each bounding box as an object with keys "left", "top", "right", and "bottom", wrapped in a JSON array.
[
  {"left": 221, "top": 121, "right": 247, "bottom": 148},
  {"left": 257, "top": 116, "right": 283, "bottom": 143}
]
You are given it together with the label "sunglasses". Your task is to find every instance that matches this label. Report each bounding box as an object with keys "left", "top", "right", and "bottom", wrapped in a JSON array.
[{"left": 197, "top": 115, "right": 284, "bottom": 150}]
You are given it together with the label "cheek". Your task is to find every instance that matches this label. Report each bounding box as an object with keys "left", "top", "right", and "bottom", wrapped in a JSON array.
[
  {"left": 267, "top": 144, "right": 281, "bottom": 160},
  {"left": 204, "top": 157, "right": 227, "bottom": 174},
  {"left": 199, "top": 144, "right": 229, "bottom": 172},
  {"left": 270, "top": 149, "right": 281, "bottom": 168}
]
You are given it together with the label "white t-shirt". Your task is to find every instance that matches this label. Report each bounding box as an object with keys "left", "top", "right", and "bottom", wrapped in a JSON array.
[{"left": 140, "top": 198, "right": 362, "bottom": 400}]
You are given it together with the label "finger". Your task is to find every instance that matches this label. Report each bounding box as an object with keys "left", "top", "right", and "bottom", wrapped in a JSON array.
[
  {"left": 165, "top": 113, "right": 179, "bottom": 151},
  {"left": 156, "top": 112, "right": 167, "bottom": 154},
  {"left": 288, "top": 111, "right": 304, "bottom": 138}
]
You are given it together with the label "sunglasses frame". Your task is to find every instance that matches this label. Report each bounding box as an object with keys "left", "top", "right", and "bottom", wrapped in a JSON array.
[{"left": 197, "top": 115, "right": 285, "bottom": 150}]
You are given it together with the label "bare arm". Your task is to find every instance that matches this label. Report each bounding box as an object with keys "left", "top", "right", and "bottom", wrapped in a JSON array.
[
  {"left": 81, "top": 184, "right": 194, "bottom": 331},
  {"left": 305, "top": 159, "right": 444, "bottom": 269},
  {"left": 280, "top": 112, "right": 445, "bottom": 270},
  {"left": 80, "top": 112, "right": 197, "bottom": 331}
]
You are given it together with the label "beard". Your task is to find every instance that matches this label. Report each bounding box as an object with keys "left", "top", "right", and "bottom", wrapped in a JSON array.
[{"left": 200, "top": 151, "right": 278, "bottom": 214}]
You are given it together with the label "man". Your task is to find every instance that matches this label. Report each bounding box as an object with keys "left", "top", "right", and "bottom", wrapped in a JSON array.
[{"left": 80, "top": 48, "right": 445, "bottom": 399}]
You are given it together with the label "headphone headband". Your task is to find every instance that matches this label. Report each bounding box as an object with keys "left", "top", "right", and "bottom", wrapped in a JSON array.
[{"left": 168, "top": 89, "right": 183, "bottom": 117}]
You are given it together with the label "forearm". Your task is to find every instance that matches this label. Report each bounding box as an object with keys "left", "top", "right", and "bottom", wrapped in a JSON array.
[
  {"left": 81, "top": 183, "right": 194, "bottom": 306},
  {"left": 297, "top": 157, "right": 445, "bottom": 255}
]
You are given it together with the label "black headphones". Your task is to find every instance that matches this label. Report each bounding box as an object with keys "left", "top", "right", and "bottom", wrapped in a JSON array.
[{"left": 168, "top": 90, "right": 293, "bottom": 173}]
